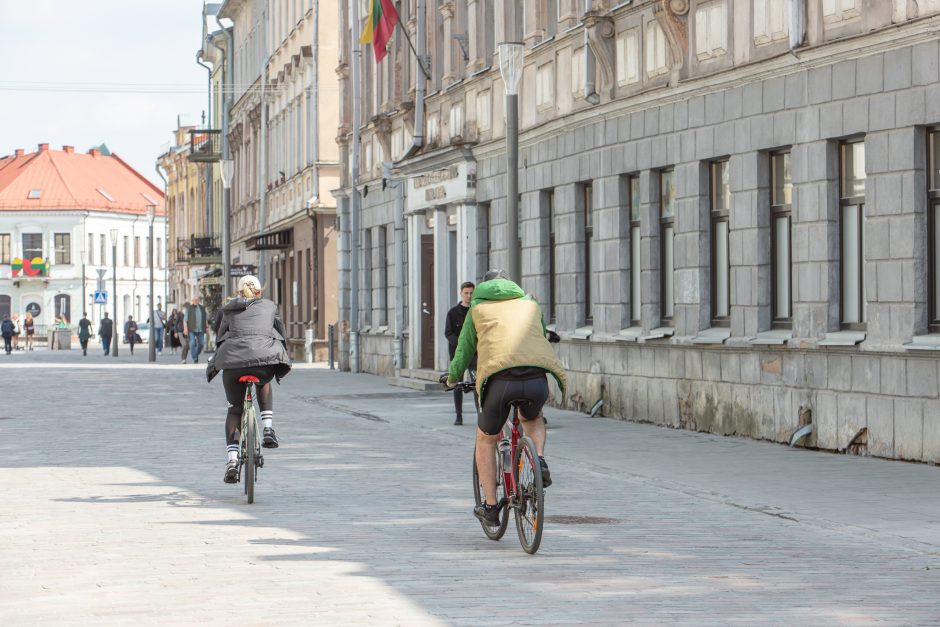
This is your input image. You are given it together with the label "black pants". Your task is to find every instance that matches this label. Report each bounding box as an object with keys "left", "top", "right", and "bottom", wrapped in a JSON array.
[
  {"left": 478, "top": 374, "right": 548, "bottom": 435},
  {"left": 223, "top": 366, "right": 277, "bottom": 446},
  {"left": 449, "top": 348, "right": 478, "bottom": 417},
  {"left": 80, "top": 338, "right": 88, "bottom": 354},
  {"left": 2, "top": 336, "right": 10, "bottom": 353}
]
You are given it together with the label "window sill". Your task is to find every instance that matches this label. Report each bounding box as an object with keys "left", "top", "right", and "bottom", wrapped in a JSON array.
[
  {"left": 571, "top": 325, "right": 593, "bottom": 340},
  {"left": 691, "top": 327, "right": 731, "bottom": 345},
  {"left": 748, "top": 329, "right": 793, "bottom": 346},
  {"left": 818, "top": 331, "right": 866, "bottom": 346},
  {"left": 642, "top": 326, "right": 674, "bottom": 341},
  {"left": 615, "top": 326, "right": 643, "bottom": 343},
  {"left": 903, "top": 334, "right": 940, "bottom": 351}
]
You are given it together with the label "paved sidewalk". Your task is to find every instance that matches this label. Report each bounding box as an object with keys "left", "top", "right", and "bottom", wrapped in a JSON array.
[{"left": 1, "top": 351, "right": 938, "bottom": 625}]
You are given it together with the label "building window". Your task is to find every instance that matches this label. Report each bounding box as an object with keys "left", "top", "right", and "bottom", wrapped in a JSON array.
[
  {"left": 0, "top": 234, "right": 10, "bottom": 264},
  {"left": 536, "top": 63, "right": 554, "bottom": 109},
  {"left": 54, "top": 233, "right": 71, "bottom": 265},
  {"left": 135, "top": 236, "right": 142, "bottom": 267},
  {"left": 660, "top": 169, "right": 676, "bottom": 324},
  {"left": 449, "top": 102, "right": 464, "bottom": 142},
  {"left": 710, "top": 160, "right": 730, "bottom": 325},
  {"left": 754, "top": 0, "right": 789, "bottom": 45},
  {"left": 581, "top": 182, "right": 594, "bottom": 325},
  {"left": 55, "top": 294, "right": 71, "bottom": 323},
  {"left": 427, "top": 113, "right": 440, "bottom": 147},
  {"left": 545, "top": 189, "right": 557, "bottom": 323},
  {"left": 628, "top": 175, "right": 641, "bottom": 325},
  {"left": 22, "top": 233, "right": 43, "bottom": 260},
  {"left": 822, "top": 0, "right": 859, "bottom": 24},
  {"left": 840, "top": 139, "right": 866, "bottom": 328},
  {"left": 88, "top": 234, "right": 95, "bottom": 266},
  {"left": 363, "top": 228, "right": 373, "bottom": 326},
  {"left": 616, "top": 29, "right": 640, "bottom": 86},
  {"left": 476, "top": 89, "right": 491, "bottom": 132},
  {"left": 646, "top": 21, "right": 669, "bottom": 77},
  {"left": 928, "top": 130, "right": 940, "bottom": 331},
  {"left": 571, "top": 46, "right": 584, "bottom": 96},
  {"left": 771, "top": 151, "right": 793, "bottom": 327},
  {"left": 157, "top": 237, "right": 164, "bottom": 268},
  {"left": 123, "top": 236, "right": 130, "bottom": 266},
  {"left": 695, "top": 1, "right": 728, "bottom": 61},
  {"left": 99, "top": 234, "right": 106, "bottom": 266}
]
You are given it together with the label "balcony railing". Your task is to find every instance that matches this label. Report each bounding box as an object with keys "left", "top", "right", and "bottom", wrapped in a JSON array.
[
  {"left": 189, "top": 129, "right": 222, "bottom": 162},
  {"left": 177, "top": 235, "right": 222, "bottom": 264}
]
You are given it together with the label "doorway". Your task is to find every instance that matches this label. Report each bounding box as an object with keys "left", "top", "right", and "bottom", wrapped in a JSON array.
[{"left": 420, "top": 234, "right": 435, "bottom": 369}]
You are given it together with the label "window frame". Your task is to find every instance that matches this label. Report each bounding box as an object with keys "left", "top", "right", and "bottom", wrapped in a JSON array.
[
  {"left": 22, "top": 232, "right": 43, "bottom": 261},
  {"left": 627, "top": 174, "right": 641, "bottom": 325},
  {"left": 770, "top": 149, "right": 794, "bottom": 329},
  {"left": 54, "top": 233, "right": 71, "bottom": 265},
  {"left": 660, "top": 169, "right": 676, "bottom": 325},
  {"left": 0, "top": 233, "right": 10, "bottom": 264},
  {"left": 839, "top": 138, "right": 867, "bottom": 331},
  {"left": 928, "top": 129, "right": 940, "bottom": 332},
  {"left": 709, "top": 160, "right": 731, "bottom": 326},
  {"left": 581, "top": 181, "right": 594, "bottom": 325},
  {"left": 135, "top": 236, "right": 142, "bottom": 268},
  {"left": 546, "top": 189, "right": 557, "bottom": 324}
]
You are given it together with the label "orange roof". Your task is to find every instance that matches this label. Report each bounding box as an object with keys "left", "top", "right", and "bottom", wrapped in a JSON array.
[{"left": 0, "top": 144, "right": 165, "bottom": 215}]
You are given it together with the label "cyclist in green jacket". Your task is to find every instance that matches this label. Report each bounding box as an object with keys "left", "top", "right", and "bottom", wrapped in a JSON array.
[{"left": 444, "top": 270, "right": 566, "bottom": 525}]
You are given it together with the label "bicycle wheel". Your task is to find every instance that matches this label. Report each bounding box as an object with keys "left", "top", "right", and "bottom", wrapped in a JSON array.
[
  {"left": 472, "top": 444, "right": 509, "bottom": 540},
  {"left": 244, "top": 404, "right": 256, "bottom": 504},
  {"left": 512, "top": 436, "right": 544, "bottom": 554}
]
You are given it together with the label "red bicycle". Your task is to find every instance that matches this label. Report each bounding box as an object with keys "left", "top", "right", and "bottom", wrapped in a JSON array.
[{"left": 457, "top": 382, "right": 545, "bottom": 554}]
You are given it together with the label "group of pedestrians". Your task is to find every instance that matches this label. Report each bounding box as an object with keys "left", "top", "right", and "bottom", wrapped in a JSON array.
[{"left": 0, "top": 312, "right": 36, "bottom": 354}]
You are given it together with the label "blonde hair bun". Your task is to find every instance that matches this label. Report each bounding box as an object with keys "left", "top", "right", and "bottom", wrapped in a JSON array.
[{"left": 236, "top": 275, "right": 262, "bottom": 297}]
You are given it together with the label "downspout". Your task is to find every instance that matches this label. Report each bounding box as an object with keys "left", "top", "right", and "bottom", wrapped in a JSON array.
[
  {"left": 258, "top": 25, "right": 269, "bottom": 289},
  {"left": 311, "top": 0, "right": 320, "bottom": 202},
  {"left": 403, "top": 0, "right": 427, "bottom": 157},
  {"left": 196, "top": 51, "right": 215, "bottom": 238},
  {"left": 350, "top": 0, "right": 362, "bottom": 372},
  {"left": 156, "top": 163, "right": 169, "bottom": 312},
  {"left": 583, "top": 0, "right": 600, "bottom": 104},
  {"left": 383, "top": 163, "right": 406, "bottom": 379},
  {"left": 212, "top": 19, "right": 234, "bottom": 299}
]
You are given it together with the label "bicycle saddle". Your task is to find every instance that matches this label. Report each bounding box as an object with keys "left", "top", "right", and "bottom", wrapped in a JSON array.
[{"left": 239, "top": 375, "right": 261, "bottom": 383}]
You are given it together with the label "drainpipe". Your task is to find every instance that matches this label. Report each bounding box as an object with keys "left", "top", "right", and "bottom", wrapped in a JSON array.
[
  {"left": 383, "top": 162, "right": 405, "bottom": 378},
  {"left": 311, "top": 0, "right": 320, "bottom": 202},
  {"left": 196, "top": 51, "right": 215, "bottom": 238},
  {"left": 258, "top": 40, "right": 269, "bottom": 290},
  {"left": 403, "top": 0, "right": 427, "bottom": 157},
  {"left": 212, "top": 17, "right": 234, "bottom": 299},
  {"left": 350, "top": 0, "right": 362, "bottom": 373}
]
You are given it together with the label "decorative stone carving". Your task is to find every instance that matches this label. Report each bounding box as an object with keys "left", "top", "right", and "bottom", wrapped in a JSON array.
[
  {"left": 372, "top": 114, "right": 393, "bottom": 163},
  {"left": 654, "top": 0, "right": 690, "bottom": 78},
  {"left": 583, "top": 12, "right": 616, "bottom": 99}
]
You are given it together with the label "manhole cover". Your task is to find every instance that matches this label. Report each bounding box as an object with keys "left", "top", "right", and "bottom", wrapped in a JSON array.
[{"left": 544, "top": 515, "right": 619, "bottom": 525}]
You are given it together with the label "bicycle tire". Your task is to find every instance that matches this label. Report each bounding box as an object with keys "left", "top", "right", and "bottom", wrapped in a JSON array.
[
  {"left": 472, "top": 444, "right": 509, "bottom": 540},
  {"left": 245, "top": 403, "right": 256, "bottom": 504},
  {"left": 512, "top": 436, "right": 544, "bottom": 554}
]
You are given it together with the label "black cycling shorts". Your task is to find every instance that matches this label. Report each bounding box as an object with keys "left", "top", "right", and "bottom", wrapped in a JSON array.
[
  {"left": 222, "top": 365, "right": 277, "bottom": 407},
  {"left": 478, "top": 374, "right": 548, "bottom": 435}
]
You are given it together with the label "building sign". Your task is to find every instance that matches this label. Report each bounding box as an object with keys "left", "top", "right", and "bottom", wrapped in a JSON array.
[
  {"left": 407, "top": 161, "right": 476, "bottom": 212},
  {"left": 25, "top": 302, "right": 41, "bottom": 317},
  {"left": 230, "top": 264, "right": 257, "bottom": 277},
  {"left": 12, "top": 257, "right": 48, "bottom": 277}
]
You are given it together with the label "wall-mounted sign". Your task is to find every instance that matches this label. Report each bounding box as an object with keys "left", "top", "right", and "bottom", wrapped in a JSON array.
[
  {"left": 230, "top": 264, "right": 257, "bottom": 277},
  {"left": 12, "top": 257, "right": 48, "bottom": 277},
  {"left": 25, "top": 302, "right": 41, "bottom": 317},
  {"left": 406, "top": 161, "right": 476, "bottom": 212}
]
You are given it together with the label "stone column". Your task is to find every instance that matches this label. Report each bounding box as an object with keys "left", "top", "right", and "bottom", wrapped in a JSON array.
[
  {"left": 672, "top": 162, "right": 710, "bottom": 337},
  {"left": 440, "top": 2, "right": 456, "bottom": 86},
  {"left": 432, "top": 206, "right": 450, "bottom": 369},
  {"left": 407, "top": 212, "right": 423, "bottom": 370},
  {"left": 728, "top": 151, "right": 769, "bottom": 338},
  {"left": 456, "top": 201, "right": 479, "bottom": 285},
  {"left": 639, "top": 170, "right": 661, "bottom": 332},
  {"left": 467, "top": 0, "right": 481, "bottom": 73}
]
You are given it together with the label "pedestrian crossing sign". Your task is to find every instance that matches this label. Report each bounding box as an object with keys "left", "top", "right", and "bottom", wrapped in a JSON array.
[{"left": 94, "top": 291, "right": 107, "bottom": 305}]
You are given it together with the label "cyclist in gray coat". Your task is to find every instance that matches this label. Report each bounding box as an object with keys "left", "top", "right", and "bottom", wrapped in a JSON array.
[{"left": 207, "top": 275, "right": 291, "bottom": 483}]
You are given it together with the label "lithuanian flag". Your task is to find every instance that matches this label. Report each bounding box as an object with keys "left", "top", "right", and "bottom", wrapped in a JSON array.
[{"left": 359, "top": 0, "right": 399, "bottom": 63}]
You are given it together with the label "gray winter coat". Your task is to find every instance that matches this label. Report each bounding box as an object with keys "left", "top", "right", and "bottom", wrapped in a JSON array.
[{"left": 207, "top": 297, "right": 291, "bottom": 382}]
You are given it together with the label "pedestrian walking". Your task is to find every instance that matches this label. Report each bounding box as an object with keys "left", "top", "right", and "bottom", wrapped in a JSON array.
[
  {"left": 23, "top": 312, "right": 35, "bottom": 351},
  {"left": 11, "top": 314, "right": 20, "bottom": 351},
  {"left": 77, "top": 312, "right": 92, "bottom": 356},
  {"left": 1, "top": 315, "right": 14, "bottom": 355},
  {"left": 98, "top": 312, "right": 113, "bottom": 356},
  {"left": 150, "top": 303, "right": 166, "bottom": 355},
  {"left": 177, "top": 309, "right": 189, "bottom": 363},
  {"left": 184, "top": 295, "right": 208, "bottom": 364},
  {"left": 167, "top": 309, "right": 181, "bottom": 354},
  {"left": 125, "top": 315, "right": 138, "bottom": 356},
  {"left": 445, "top": 281, "right": 478, "bottom": 426}
]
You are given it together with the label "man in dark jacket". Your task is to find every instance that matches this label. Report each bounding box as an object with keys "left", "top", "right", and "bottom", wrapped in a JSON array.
[
  {"left": 184, "top": 296, "right": 209, "bottom": 363},
  {"left": 98, "top": 313, "right": 114, "bottom": 356},
  {"left": 1, "top": 315, "right": 14, "bottom": 355},
  {"left": 444, "top": 281, "right": 477, "bottom": 425},
  {"left": 77, "top": 312, "right": 92, "bottom": 356}
]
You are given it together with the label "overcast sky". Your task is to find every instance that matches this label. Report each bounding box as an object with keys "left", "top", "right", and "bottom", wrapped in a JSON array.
[{"left": 0, "top": 1, "right": 209, "bottom": 187}]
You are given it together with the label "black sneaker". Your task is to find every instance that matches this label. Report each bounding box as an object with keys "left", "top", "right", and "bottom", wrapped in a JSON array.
[
  {"left": 473, "top": 503, "right": 502, "bottom": 526},
  {"left": 454, "top": 415, "right": 463, "bottom": 426},
  {"left": 539, "top": 456, "right": 552, "bottom": 488},
  {"left": 223, "top": 460, "right": 239, "bottom": 484},
  {"left": 262, "top": 427, "right": 279, "bottom": 449}
]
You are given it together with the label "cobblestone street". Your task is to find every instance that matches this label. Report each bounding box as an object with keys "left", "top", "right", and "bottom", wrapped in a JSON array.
[{"left": 1, "top": 351, "right": 938, "bottom": 625}]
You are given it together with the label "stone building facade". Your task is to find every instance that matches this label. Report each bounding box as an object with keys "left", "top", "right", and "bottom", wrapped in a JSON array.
[{"left": 337, "top": 0, "right": 940, "bottom": 462}]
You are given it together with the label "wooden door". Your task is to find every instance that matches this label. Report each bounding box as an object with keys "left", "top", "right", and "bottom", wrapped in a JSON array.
[{"left": 420, "top": 234, "right": 435, "bottom": 369}]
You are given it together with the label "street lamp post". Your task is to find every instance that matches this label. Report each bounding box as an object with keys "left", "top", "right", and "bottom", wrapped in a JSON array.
[
  {"left": 499, "top": 42, "right": 524, "bottom": 283},
  {"left": 147, "top": 204, "right": 156, "bottom": 362},
  {"left": 221, "top": 160, "right": 234, "bottom": 299},
  {"left": 80, "top": 250, "right": 87, "bottom": 320},
  {"left": 110, "top": 228, "right": 119, "bottom": 357}
]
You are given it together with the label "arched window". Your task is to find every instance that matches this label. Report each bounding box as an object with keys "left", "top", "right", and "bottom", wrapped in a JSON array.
[
  {"left": 55, "top": 294, "right": 71, "bottom": 323},
  {"left": 0, "top": 295, "right": 10, "bottom": 319}
]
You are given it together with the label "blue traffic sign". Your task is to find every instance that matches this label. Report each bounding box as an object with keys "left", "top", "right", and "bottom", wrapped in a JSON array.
[{"left": 94, "top": 291, "right": 107, "bottom": 305}]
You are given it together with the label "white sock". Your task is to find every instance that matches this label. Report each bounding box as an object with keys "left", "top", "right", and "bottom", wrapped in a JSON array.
[
  {"left": 227, "top": 444, "right": 239, "bottom": 463},
  {"left": 261, "top": 411, "right": 273, "bottom": 430}
]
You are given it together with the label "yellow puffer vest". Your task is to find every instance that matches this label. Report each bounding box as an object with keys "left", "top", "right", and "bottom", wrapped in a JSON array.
[{"left": 472, "top": 298, "right": 567, "bottom": 399}]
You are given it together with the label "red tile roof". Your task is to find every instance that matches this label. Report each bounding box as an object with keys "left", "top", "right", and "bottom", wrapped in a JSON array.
[{"left": 0, "top": 144, "right": 165, "bottom": 215}]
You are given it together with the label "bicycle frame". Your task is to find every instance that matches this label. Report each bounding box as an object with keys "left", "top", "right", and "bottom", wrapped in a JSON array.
[
  {"left": 500, "top": 409, "right": 524, "bottom": 505},
  {"left": 238, "top": 382, "right": 261, "bottom": 482}
]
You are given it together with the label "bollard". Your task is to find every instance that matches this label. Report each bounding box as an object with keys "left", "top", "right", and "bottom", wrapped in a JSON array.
[
  {"left": 304, "top": 327, "right": 314, "bottom": 364},
  {"left": 328, "top": 324, "right": 335, "bottom": 370}
]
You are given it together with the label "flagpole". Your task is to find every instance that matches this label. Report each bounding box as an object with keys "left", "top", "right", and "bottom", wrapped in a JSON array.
[
  {"left": 396, "top": 21, "right": 430, "bottom": 81},
  {"left": 350, "top": 0, "right": 361, "bottom": 373}
]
